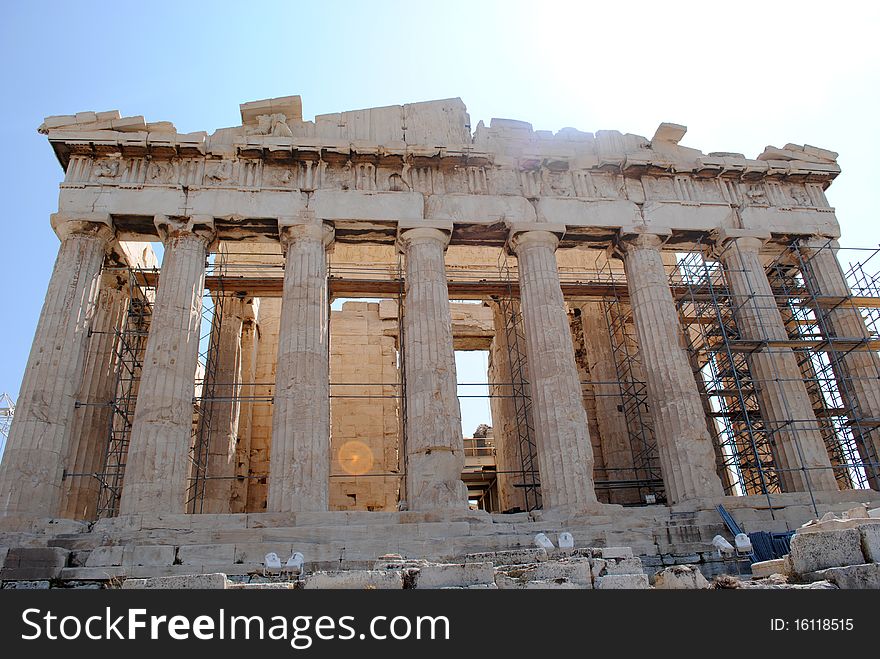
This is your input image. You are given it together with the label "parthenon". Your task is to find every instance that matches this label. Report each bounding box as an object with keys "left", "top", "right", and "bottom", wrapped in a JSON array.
[{"left": 1, "top": 95, "right": 879, "bottom": 587}]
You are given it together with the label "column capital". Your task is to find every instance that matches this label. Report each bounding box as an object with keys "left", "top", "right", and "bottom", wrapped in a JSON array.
[
  {"left": 798, "top": 235, "right": 840, "bottom": 253},
  {"left": 154, "top": 214, "right": 217, "bottom": 245},
  {"left": 241, "top": 296, "right": 260, "bottom": 323},
  {"left": 506, "top": 223, "right": 565, "bottom": 255},
  {"left": 396, "top": 221, "right": 452, "bottom": 254},
  {"left": 50, "top": 212, "right": 114, "bottom": 244},
  {"left": 711, "top": 228, "right": 770, "bottom": 257},
  {"left": 614, "top": 228, "right": 669, "bottom": 255},
  {"left": 278, "top": 219, "right": 335, "bottom": 253}
]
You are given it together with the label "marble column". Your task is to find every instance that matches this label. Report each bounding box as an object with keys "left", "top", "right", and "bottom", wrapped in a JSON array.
[
  {"left": 398, "top": 226, "right": 468, "bottom": 511},
  {"left": 202, "top": 295, "right": 247, "bottom": 513},
  {"left": 0, "top": 214, "right": 113, "bottom": 517},
  {"left": 509, "top": 228, "right": 597, "bottom": 510},
  {"left": 487, "top": 300, "right": 539, "bottom": 511},
  {"left": 268, "top": 221, "right": 334, "bottom": 512},
  {"left": 60, "top": 269, "right": 128, "bottom": 519},
  {"left": 718, "top": 235, "right": 838, "bottom": 493},
  {"left": 119, "top": 215, "right": 215, "bottom": 515},
  {"left": 577, "top": 300, "right": 642, "bottom": 504},
  {"left": 231, "top": 300, "right": 259, "bottom": 513},
  {"left": 619, "top": 233, "right": 723, "bottom": 503},
  {"left": 799, "top": 237, "right": 880, "bottom": 489}
]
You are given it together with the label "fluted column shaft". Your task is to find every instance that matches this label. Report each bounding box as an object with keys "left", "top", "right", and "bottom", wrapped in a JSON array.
[
  {"left": 268, "top": 222, "right": 333, "bottom": 512},
  {"left": 487, "top": 301, "right": 539, "bottom": 511},
  {"left": 578, "top": 300, "right": 642, "bottom": 504},
  {"left": 202, "top": 296, "right": 246, "bottom": 513},
  {"left": 0, "top": 216, "right": 112, "bottom": 517},
  {"left": 719, "top": 236, "right": 838, "bottom": 492},
  {"left": 799, "top": 238, "right": 880, "bottom": 489},
  {"left": 399, "top": 227, "right": 467, "bottom": 511},
  {"left": 620, "top": 234, "right": 722, "bottom": 503},
  {"left": 60, "top": 270, "right": 128, "bottom": 519},
  {"left": 511, "top": 230, "right": 597, "bottom": 509},
  {"left": 119, "top": 215, "right": 215, "bottom": 515},
  {"left": 231, "top": 305, "right": 259, "bottom": 513}
]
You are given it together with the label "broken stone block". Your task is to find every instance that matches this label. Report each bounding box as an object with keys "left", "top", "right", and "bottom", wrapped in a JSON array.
[
  {"left": 85, "top": 546, "right": 124, "bottom": 567},
  {"left": 122, "top": 545, "right": 176, "bottom": 567},
  {"left": 413, "top": 562, "right": 494, "bottom": 589},
  {"left": 228, "top": 582, "right": 300, "bottom": 590},
  {"left": 859, "top": 523, "right": 880, "bottom": 563},
  {"left": 789, "top": 528, "right": 864, "bottom": 574},
  {"left": 596, "top": 574, "right": 650, "bottom": 589},
  {"left": 652, "top": 565, "right": 709, "bottom": 589},
  {"left": 494, "top": 575, "right": 583, "bottom": 589},
  {"left": 465, "top": 548, "right": 548, "bottom": 566},
  {"left": 506, "top": 558, "right": 593, "bottom": 586},
  {"left": 303, "top": 570, "right": 403, "bottom": 590},
  {"left": 176, "top": 544, "right": 236, "bottom": 566},
  {"left": 591, "top": 556, "right": 644, "bottom": 580},
  {"left": 121, "top": 573, "right": 228, "bottom": 589},
  {"left": 0, "top": 547, "right": 69, "bottom": 580},
  {"left": 845, "top": 505, "right": 869, "bottom": 519},
  {"left": 594, "top": 546, "right": 633, "bottom": 560},
  {"left": 3, "top": 580, "right": 51, "bottom": 589},
  {"left": 821, "top": 564, "right": 880, "bottom": 589},
  {"left": 750, "top": 558, "right": 787, "bottom": 579}
]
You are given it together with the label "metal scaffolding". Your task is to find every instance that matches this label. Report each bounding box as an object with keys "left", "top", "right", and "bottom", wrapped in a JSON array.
[
  {"left": 595, "top": 257, "right": 664, "bottom": 503},
  {"left": 95, "top": 267, "right": 156, "bottom": 518},
  {"left": 78, "top": 239, "right": 880, "bottom": 518},
  {"left": 494, "top": 251, "right": 541, "bottom": 512},
  {"left": 0, "top": 392, "right": 15, "bottom": 459},
  {"left": 672, "top": 248, "right": 779, "bottom": 499}
]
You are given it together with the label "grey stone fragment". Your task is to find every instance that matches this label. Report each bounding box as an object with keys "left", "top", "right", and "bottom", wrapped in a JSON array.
[
  {"left": 653, "top": 565, "right": 709, "bottom": 589},
  {"left": 121, "top": 573, "right": 228, "bottom": 589},
  {"left": 596, "top": 574, "right": 650, "bottom": 589},
  {"left": 820, "top": 564, "right": 880, "bottom": 589},
  {"left": 303, "top": 570, "right": 403, "bottom": 590},
  {"left": 789, "top": 528, "right": 864, "bottom": 573},
  {"left": 414, "top": 562, "right": 494, "bottom": 588},
  {"left": 859, "top": 523, "right": 880, "bottom": 563}
]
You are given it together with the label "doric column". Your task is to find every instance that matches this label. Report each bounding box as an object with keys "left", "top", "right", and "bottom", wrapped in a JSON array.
[
  {"left": 487, "top": 300, "right": 539, "bottom": 511},
  {"left": 60, "top": 269, "right": 128, "bottom": 519},
  {"left": 799, "top": 237, "right": 880, "bottom": 489},
  {"left": 0, "top": 214, "right": 113, "bottom": 517},
  {"left": 202, "top": 295, "right": 247, "bottom": 513},
  {"left": 717, "top": 234, "right": 838, "bottom": 493},
  {"left": 618, "top": 233, "right": 722, "bottom": 504},
  {"left": 268, "top": 219, "right": 334, "bottom": 512},
  {"left": 509, "top": 227, "right": 597, "bottom": 510},
  {"left": 119, "top": 215, "right": 215, "bottom": 515},
  {"left": 230, "top": 299, "right": 259, "bottom": 513},
  {"left": 398, "top": 225, "right": 468, "bottom": 511},
  {"left": 577, "top": 300, "right": 642, "bottom": 504}
]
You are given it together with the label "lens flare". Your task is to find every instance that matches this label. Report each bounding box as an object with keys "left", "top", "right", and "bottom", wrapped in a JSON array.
[{"left": 338, "top": 440, "right": 374, "bottom": 476}]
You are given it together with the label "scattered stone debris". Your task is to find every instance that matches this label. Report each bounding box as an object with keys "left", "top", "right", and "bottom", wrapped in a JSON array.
[
  {"left": 742, "top": 505, "right": 880, "bottom": 589},
  {"left": 653, "top": 565, "right": 710, "bottom": 589}
]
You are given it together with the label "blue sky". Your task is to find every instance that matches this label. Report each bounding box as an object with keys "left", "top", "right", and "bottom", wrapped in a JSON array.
[{"left": 1, "top": 1, "right": 878, "bottom": 438}]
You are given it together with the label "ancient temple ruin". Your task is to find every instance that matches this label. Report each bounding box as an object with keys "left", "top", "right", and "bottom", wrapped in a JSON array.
[{"left": 1, "top": 95, "right": 879, "bottom": 585}]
